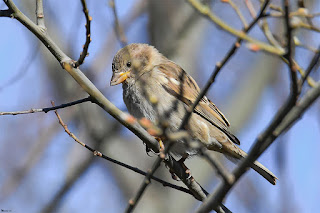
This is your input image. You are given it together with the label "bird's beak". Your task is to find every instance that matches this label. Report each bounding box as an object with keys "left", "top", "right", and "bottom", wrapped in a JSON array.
[{"left": 110, "top": 71, "right": 131, "bottom": 86}]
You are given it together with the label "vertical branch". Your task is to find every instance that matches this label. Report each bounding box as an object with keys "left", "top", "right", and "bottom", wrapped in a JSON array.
[
  {"left": 110, "top": 0, "right": 128, "bottom": 47},
  {"left": 74, "top": 0, "right": 92, "bottom": 67},
  {"left": 284, "top": 0, "right": 299, "bottom": 99},
  {"left": 36, "top": 0, "right": 45, "bottom": 30}
]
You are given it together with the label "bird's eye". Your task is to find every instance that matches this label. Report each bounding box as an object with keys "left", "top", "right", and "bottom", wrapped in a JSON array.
[
  {"left": 112, "top": 63, "right": 115, "bottom": 70},
  {"left": 126, "top": 61, "right": 131, "bottom": 68}
]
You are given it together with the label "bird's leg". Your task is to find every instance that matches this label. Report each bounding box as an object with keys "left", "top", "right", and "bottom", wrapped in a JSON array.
[{"left": 155, "top": 137, "right": 179, "bottom": 180}]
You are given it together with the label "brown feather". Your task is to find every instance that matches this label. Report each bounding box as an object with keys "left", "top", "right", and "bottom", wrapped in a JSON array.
[{"left": 156, "top": 62, "right": 240, "bottom": 145}]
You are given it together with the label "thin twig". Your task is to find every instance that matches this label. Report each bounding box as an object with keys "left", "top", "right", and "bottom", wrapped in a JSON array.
[
  {"left": 0, "top": 9, "right": 12, "bottom": 17},
  {"left": 74, "top": 0, "right": 92, "bottom": 67},
  {"left": 51, "top": 101, "right": 192, "bottom": 196},
  {"left": 187, "top": 0, "right": 284, "bottom": 55},
  {"left": 246, "top": 0, "right": 317, "bottom": 88},
  {"left": 295, "top": 41, "right": 320, "bottom": 53},
  {"left": 110, "top": 0, "right": 128, "bottom": 47},
  {"left": 197, "top": 80, "right": 320, "bottom": 212},
  {"left": 301, "top": 45, "right": 320, "bottom": 86},
  {"left": 1, "top": 0, "right": 217, "bottom": 210},
  {"left": 125, "top": 1, "right": 271, "bottom": 210},
  {"left": 0, "top": 97, "right": 92, "bottom": 116},
  {"left": 196, "top": 1, "right": 303, "bottom": 210},
  {"left": 36, "top": 0, "right": 45, "bottom": 30},
  {"left": 125, "top": 0, "right": 271, "bottom": 210},
  {"left": 292, "top": 21, "right": 320, "bottom": 33},
  {"left": 223, "top": 0, "right": 248, "bottom": 28},
  {"left": 180, "top": 0, "right": 270, "bottom": 129}
]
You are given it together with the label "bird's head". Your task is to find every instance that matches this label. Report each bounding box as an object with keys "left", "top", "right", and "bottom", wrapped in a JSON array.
[{"left": 110, "top": 43, "right": 164, "bottom": 86}]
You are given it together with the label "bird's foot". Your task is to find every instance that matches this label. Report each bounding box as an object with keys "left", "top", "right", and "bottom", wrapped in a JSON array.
[
  {"left": 168, "top": 154, "right": 192, "bottom": 181},
  {"left": 178, "top": 154, "right": 191, "bottom": 179}
]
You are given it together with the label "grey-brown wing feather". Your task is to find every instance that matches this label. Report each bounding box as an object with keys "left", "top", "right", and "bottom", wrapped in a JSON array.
[{"left": 156, "top": 62, "right": 240, "bottom": 145}]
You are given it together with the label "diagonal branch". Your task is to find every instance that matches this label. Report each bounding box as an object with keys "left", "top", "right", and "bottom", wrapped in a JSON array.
[
  {"left": 51, "top": 101, "right": 193, "bottom": 196},
  {"left": 197, "top": 80, "right": 320, "bottom": 212},
  {"left": 1, "top": 0, "right": 211, "bottom": 208},
  {"left": 196, "top": 1, "right": 310, "bottom": 211},
  {"left": 127, "top": 1, "right": 272, "bottom": 211},
  {"left": 187, "top": 0, "right": 284, "bottom": 55},
  {"left": 180, "top": 0, "right": 270, "bottom": 129},
  {"left": 301, "top": 45, "right": 320, "bottom": 86}
]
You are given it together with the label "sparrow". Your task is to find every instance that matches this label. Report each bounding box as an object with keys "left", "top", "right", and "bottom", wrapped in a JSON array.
[{"left": 110, "top": 43, "right": 277, "bottom": 185}]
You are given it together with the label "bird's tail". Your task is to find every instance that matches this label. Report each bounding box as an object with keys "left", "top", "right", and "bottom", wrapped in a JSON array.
[{"left": 219, "top": 142, "right": 277, "bottom": 185}]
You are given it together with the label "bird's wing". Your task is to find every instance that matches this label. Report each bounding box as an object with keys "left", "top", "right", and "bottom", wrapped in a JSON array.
[{"left": 155, "top": 62, "right": 240, "bottom": 145}]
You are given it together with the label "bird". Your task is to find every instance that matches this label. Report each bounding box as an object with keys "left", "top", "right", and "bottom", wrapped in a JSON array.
[{"left": 110, "top": 43, "right": 277, "bottom": 185}]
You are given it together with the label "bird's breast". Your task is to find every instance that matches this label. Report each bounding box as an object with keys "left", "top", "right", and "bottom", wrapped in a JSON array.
[{"left": 122, "top": 82, "right": 158, "bottom": 122}]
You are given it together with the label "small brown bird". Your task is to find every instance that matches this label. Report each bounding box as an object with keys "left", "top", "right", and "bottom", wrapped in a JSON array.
[{"left": 110, "top": 43, "right": 277, "bottom": 185}]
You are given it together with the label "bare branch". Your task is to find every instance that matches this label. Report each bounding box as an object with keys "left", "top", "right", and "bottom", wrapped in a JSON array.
[
  {"left": 0, "top": 9, "right": 12, "bottom": 17},
  {"left": 186, "top": 0, "right": 284, "bottom": 55},
  {"left": 180, "top": 0, "right": 270, "bottom": 129},
  {"left": 283, "top": 0, "right": 299, "bottom": 100},
  {"left": 196, "top": 2, "right": 311, "bottom": 211},
  {"left": 274, "top": 81, "right": 320, "bottom": 135},
  {"left": 246, "top": 0, "right": 317, "bottom": 88},
  {"left": 301, "top": 45, "right": 320, "bottom": 86},
  {"left": 222, "top": 0, "right": 248, "bottom": 28},
  {"left": 125, "top": 1, "right": 271, "bottom": 210},
  {"left": 0, "top": 97, "right": 92, "bottom": 115},
  {"left": 109, "top": 0, "right": 128, "bottom": 47},
  {"left": 36, "top": 0, "right": 45, "bottom": 29},
  {"left": 74, "top": 0, "right": 92, "bottom": 67},
  {"left": 0, "top": 1, "right": 212, "bottom": 207},
  {"left": 51, "top": 101, "right": 192, "bottom": 196},
  {"left": 197, "top": 78, "right": 320, "bottom": 212}
]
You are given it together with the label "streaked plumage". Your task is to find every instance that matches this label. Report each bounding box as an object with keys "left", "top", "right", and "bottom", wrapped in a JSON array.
[{"left": 110, "top": 43, "right": 277, "bottom": 185}]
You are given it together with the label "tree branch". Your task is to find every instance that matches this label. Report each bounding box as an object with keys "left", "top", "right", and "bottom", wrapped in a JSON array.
[
  {"left": 0, "top": 97, "right": 92, "bottom": 115},
  {"left": 74, "top": 0, "right": 92, "bottom": 67},
  {"left": 196, "top": 2, "right": 320, "bottom": 211},
  {"left": 186, "top": 0, "right": 284, "bottom": 55},
  {"left": 109, "top": 0, "right": 127, "bottom": 47},
  {"left": 301, "top": 45, "right": 320, "bottom": 86},
  {"left": 36, "top": 0, "right": 45, "bottom": 29},
  {"left": 0, "top": 9, "right": 12, "bottom": 17},
  {"left": 180, "top": 0, "right": 270, "bottom": 129},
  {"left": 1, "top": 0, "right": 211, "bottom": 208},
  {"left": 51, "top": 101, "right": 193, "bottom": 196}
]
